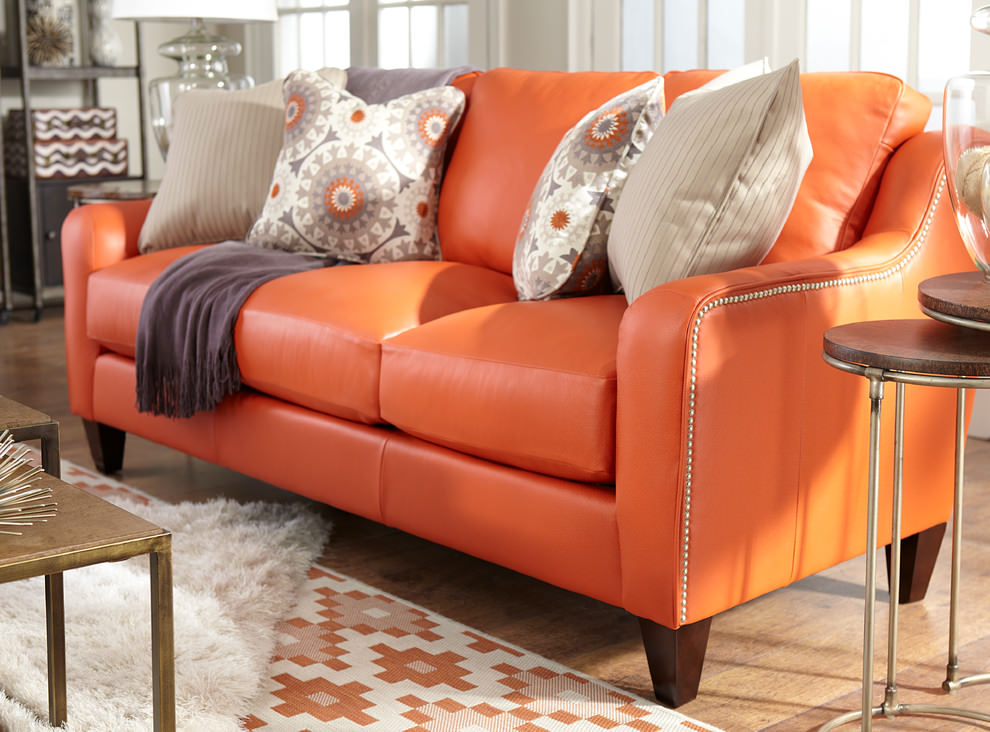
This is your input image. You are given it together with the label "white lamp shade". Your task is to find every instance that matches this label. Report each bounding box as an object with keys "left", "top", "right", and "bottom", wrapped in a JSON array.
[{"left": 111, "top": 0, "right": 277, "bottom": 22}]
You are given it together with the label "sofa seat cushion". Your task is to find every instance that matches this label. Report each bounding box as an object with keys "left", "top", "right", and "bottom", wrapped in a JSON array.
[
  {"left": 87, "top": 244, "right": 210, "bottom": 357},
  {"left": 380, "top": 295, "right": 626, "bottom": 483},
  {"left": 234, "top": 260, "right": 518, "bottom": 424}
]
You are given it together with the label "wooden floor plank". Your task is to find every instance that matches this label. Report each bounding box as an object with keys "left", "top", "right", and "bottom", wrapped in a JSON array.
[{"left": 4, "top": 308, "right": 990, "bottom": 731}]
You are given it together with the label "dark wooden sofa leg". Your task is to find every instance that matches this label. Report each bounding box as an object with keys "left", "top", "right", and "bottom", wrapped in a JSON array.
[
  {"left": 82, "top": 419, "right": 126, "bottom": 474},
  {"left": 637, "top": 615, "right": 712, "bottom": 708},
  {"left": 885, "top": 522, "right": 946, "bottom": 604}
]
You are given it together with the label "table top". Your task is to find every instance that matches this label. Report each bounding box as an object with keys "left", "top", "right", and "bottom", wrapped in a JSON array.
[
  {"left": 0, "top": 475, "right": 168, "bottom": 583},
  {"left": 824, "top": 319, "right": 990, "bottom": 378},
  {"left": 66, "top": 179, "right": 159, "bottom": 202},
  {"left": 0, "top": 395, "right": 56, "bottom": 433},
  {"left": 918, "top": 272, "right": 990, "bottom": 329}
]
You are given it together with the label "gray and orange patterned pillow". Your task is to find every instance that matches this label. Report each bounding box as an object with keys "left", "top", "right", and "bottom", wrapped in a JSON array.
[
  {"left": 511, "top": 77, "right": 665, "bottom": 300},
  {"left": 138, "top": 68, "right": 346, "bottom": 254},
  {"left": 246, "top": 69, "right": 465, "bottom": 263}
]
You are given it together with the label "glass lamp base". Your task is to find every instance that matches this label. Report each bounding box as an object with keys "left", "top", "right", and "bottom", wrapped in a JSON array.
[
  {"left": 148, "top": 19, "right": 254, "bottom": 158},
  {"left": 150, "top": 73, "right": 252, "bottom": 157}
]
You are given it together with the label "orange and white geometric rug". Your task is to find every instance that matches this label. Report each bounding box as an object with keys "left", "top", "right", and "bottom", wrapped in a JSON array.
[
  {"left": 52, "top": 456, "right": 723, "bottom": 732},
  {"left": 241, "top": 564, "right": 722, "bottom": 731}
]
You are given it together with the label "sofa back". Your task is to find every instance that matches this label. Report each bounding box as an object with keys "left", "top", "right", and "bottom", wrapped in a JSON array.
[
  {"left": 437, "top": 67, "right": 931, "bottom": 275},
  {"left": 438, "top": 68, "right": 657, "bottom": 273}
]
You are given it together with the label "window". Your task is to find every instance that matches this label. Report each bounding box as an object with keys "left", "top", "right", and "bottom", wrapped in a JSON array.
[
  {"left": 620, "top": 0, "right": 746, "bottom": 72},
  {"left": 276, "top": 0, "right": 352, "bottom": 73},
  {"left": 378, "top": 0, "right": 469, "bottom": 69},
  {"left": 275, "top": 0, "right": 470, "bottom": 76},
  {"left": 805, "top": 0, "right": 971, "bottom": 100},
  {"left": 619, "top": 0, "right": 983, "bottom": 108}
]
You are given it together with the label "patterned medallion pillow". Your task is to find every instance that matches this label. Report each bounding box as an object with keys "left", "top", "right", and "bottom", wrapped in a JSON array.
[
  {"left": 511, "top": 77, "right": 665, "bottom": 301},
  {"left": 138, "top": 68, "right": 347, "bottom": 254},
  {"left": 245, "top": 69, "right": 466, "bottom": 263},
  {"left": 607, "top": 59, "right": 813, "bottom": 303}
]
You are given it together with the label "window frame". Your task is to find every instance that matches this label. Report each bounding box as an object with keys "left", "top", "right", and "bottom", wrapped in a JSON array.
[{"left": 266, "top": 0, "right": 490, "bottom": 75}]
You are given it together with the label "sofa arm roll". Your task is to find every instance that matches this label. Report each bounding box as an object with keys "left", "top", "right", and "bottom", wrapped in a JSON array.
[
  {"left": 614, "top": 130, "right": 973, "bottom": 630},
  {"left": 62, "top": 199, "right": 152, "bottom": 420}
]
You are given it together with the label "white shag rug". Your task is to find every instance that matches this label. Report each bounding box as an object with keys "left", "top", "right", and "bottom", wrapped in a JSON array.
[{"left": 0, "top": 469, "right": 330, "bottom": 732}]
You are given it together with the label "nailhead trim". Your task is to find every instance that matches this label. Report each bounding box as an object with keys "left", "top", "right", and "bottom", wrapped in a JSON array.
[{"left": 678, "top": 175, "right": 945, "bottom": 623}]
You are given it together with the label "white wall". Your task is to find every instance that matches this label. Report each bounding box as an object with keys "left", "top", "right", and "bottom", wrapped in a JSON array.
[{"left": 98, "top": 16, "right": 144, "bottom": 179}]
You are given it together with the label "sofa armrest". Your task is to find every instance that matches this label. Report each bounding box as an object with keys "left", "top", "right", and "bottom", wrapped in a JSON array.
[
  {"left": 61, "top": 199, "right": 152, "bottom": 420},
  {"left": 615, "top": 131, "right": 973, "bottom": 629}
]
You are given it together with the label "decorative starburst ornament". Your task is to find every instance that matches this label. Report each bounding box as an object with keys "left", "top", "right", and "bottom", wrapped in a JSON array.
[
  {"left": 0, "top": 430, "right": 56, "bottom": 535},
  {"left": 26, "top": 13, "right": 73, "bottom": 66}
]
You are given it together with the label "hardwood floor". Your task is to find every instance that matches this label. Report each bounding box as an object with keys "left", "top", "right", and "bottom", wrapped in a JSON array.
[{"left": 4, "top": 308, "right": 990, "bottom": 731}]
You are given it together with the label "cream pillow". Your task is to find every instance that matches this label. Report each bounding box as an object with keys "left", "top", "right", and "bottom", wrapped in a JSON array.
[
  {"left": 678, "top": 57, "right": 771, "bottom": 98},
  {"left": 138, "top": 68, "right": 347, "bottom": 253},
  {"left": 608, "top": 59, "right": 812, "bottom": 303}
]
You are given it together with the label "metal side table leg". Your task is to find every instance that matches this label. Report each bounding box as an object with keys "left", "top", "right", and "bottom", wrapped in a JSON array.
[
  {"left": 882, "top": 382, "right": 906, "bottom": 719},
  {"left": 150, "top": 539, "right": 175, "bottom": 732},
  {"left": 942, "top": 386, "right": 990, "bottom": 694},
  {"left": 859, "top": 370, "right": 886, "bottom": 731},
  {"left": 45, "top": 572, "right": 66, "bottom": 727},
  {"left": 819, "top": 368, "right": 887, "bottom": 732},
  {"left": 38, "top": 422, "right": 60, "bottom": 479},
  {"left": 945, "top": 386, "right": 966, "bottom": 691}
]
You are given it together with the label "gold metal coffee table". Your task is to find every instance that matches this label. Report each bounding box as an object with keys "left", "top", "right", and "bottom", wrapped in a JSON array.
[
  {"left": 0, "top": 397, "right": 175, "bottom": 730},
  {"left": 0, "top": 395, "right": 60, "bottom": 478}
]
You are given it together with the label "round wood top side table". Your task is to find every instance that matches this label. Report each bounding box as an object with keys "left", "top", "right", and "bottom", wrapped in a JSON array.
[
  {"left": 919, "top": 271, "right": 990, "bottom": 332},
  {"left": 66, "top": 178, "right": 159, "bottom": 207},
  {"left": 820, "top": 318, "right": 990, "bottom": 731}
]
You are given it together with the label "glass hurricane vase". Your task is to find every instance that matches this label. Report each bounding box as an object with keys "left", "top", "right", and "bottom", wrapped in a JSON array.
[
  {"left": 147, "top": 19, "right": 253, "bottom": 159},
  {"left": 943, "top": 72, "right": 990, "bottom": 281}
]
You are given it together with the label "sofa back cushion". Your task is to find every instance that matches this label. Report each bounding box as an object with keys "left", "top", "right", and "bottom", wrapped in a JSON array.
[
  {"left": 439, "top": 67, "right": 930, "bottom": 276},
  {"left": 437, "top": 68, "right": 658, "bottom": 274},
  {"left": 775, "top": 72, "right": 930, "bottom": 260}
]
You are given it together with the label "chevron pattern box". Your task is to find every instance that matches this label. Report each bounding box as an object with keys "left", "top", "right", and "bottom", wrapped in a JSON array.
[
  {"left": 5, "top": 138, "right": 128, "bottom": 178},
  {"left": 5, "top": 107, "right": 118, "bottom": 142},
  {"left": 3, "top": 106, "right": 128, "bottom": 178}
]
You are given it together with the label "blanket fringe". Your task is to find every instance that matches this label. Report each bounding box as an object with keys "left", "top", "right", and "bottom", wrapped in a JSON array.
[
  {"left": 136, "top": 340, "right": 241, "bottom": 419},
  {"left": 134, "top": 241, "right": 331, "bottom": 420}
]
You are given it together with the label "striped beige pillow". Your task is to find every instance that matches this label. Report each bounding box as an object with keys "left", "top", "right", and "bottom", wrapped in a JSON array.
[
  {"left": 138, "top": 68, "right": 347, "bottom": 254},
  {"left": 608, "top": 59, "right": 812, "bottom": 303}
]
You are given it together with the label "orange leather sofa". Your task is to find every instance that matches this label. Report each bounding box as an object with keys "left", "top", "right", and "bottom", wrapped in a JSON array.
[{"left": 61, "top": 68, "right": 973, "bottom": 707}]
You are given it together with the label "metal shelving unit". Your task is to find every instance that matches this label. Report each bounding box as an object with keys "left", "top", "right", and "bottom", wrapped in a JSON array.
[
  {"left": 0, "top": 62, "right": 10, "bottom": 324},
  {"left": 1, "top": 0, "right": 146, "bottom": 320}
]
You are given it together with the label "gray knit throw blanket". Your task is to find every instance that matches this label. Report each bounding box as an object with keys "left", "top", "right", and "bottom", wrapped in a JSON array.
[{"left": 135, "top": 241, "right": 331, "bottom": 418}]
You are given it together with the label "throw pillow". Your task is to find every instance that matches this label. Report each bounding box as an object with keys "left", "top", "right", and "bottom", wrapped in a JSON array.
[
  {"left": 511, "top": 77, "right": 665, "bottom": 301},
  {"left": 607, "top": 59, "right": 813, "bottom": 303},
  {"left": 677, "top": 57, "right": 771, "bottom": 99},
  {"left": 138, "top": 68, "right": 348, "bottom": 254},
  {"left": 245, "top": 69, "right": 466, "bottom": 263}
]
